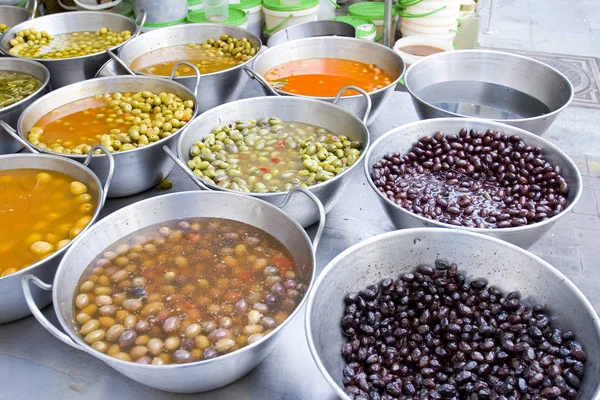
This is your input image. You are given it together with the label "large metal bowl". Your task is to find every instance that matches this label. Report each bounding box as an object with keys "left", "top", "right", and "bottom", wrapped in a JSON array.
[
  {"left": 4, "top": 75, "right": 198, "bottom": 198},
  {"left": 169, "top": 95, "right": 370, "bottom": 228},
  {"left": 266, "top": 20, "right": 356, "bottom": 47},
  {"left": 404, "top": 50, "right": 574, "bottom": 136},
  {"left": 0, "top": 150, "right": 112, "bottom": 324},
  {"left": 0, "top": 5, "right": 31, "bottom": 42},
  {"left": 363, "top": 118, "right": 582, "bottom": 249},
  {"left": 0, "top": 11, "right": 143, "bottom": 89},
  {"left": 23, "top": 189, "right": 324, "bottom": 393},
  {"left": 0, "top": 58, "right": 49, "bottom": 154},
  {"left": 247, "top": 36, "right": 405, "bottom": 126},
  {"left": 103, "top": 24, "right": 262, "bottom": 114},
  {"left": 306, "top": 228, "right": 600, "bottom": 400}
]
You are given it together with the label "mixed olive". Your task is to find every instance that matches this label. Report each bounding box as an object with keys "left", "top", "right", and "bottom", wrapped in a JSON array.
[
  {"left": 28, "top": 90, "right": 195, "bottom": 154},
  {"left": 187, "top": 118, "right": 362, "bottom": 193},
  {"left": 73, "top": 218, "right": 307, "bottom": 365},
  {"left": 341, "top": 261, "right": 587, "bottom": 399},
  {"left": 8, "top": 27, "right": 131, "bottom": 59}
]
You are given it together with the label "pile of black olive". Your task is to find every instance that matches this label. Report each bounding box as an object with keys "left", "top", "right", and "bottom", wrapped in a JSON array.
[
  {"left": 371, "top": 128, "right": 569, "bottom": 228},
  {"left": 340, "top": 260, "right": 586, "bottom": 399}
]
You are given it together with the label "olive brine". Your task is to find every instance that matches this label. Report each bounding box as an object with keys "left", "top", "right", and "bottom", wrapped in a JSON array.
[
  {"left": 73, "top": 218, "right": 307, "bottom": 364},
  {"left": 187, "top": 118, "right": 362, "bottom": 193},
  {"left": 341, "top": 261, "right": 587, "bottom": 399}
]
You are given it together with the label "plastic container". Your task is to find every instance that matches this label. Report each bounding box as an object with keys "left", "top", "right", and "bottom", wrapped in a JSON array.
[
  {"left": 204, "top": 0, "right": 229, "bottom": 21},
  {"left": 318, "top": 0, "right": 337, "bottom": 21},
  {"left": 330, "top": 16, "right": 376, "bottom": 41},
  {"left": 400, "top": 25, "right": 456, "bottom": 45},
  {"left": 188, "top": 0, "right": 203, "bottom": 11},
  {"left": 348, "top": 2, "right": 397, "bottom": 44},
  {"left": 400, "top": 0, "right": 461, "bottom": 42},
  {"left": 133, "top": 0, "right": 188, "bottom": 24},
  {"left": 230, "top": 0, "right": 262, "bottom": 38},
  {"left": 393, "top": 35, "right": 454, "bottom": 67},
  {"left": 263, "top": 0, "right": 319, "bottom": 37},
  {"left": 74, "top": 0, "right": 121, "bottom": 11},
  {"left": 187, "top": 6, "right": 249, "bottom": 29}
]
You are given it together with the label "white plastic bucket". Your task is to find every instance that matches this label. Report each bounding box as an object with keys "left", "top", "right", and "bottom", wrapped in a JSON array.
[
  {"left": 393, "top": 35, "right": 454, "bottom": 67},
  {"left": 188, "top": 0, "right": 203, "bottom": 11},
  {"left": 231, "top": 0, "right": 263, "bottom": 39},
  {"left": 74, "top": 0, "right": 121, "bottom": 11},
  {"left": 401, "top": 18, "right": 458, "bottom": 34},
  {"left": 318, "top": 0, "right": 337, "bottom": 21},
  {"left": 263, "top": 4, "right": 320, "bottom": 36},
  {"left": 403, "top": 0, "right": 461, "bottom": 19},
  {"left": 400, "top": 25, "right": 457, "bottom": 44},
  {"left": 133, "top": 0, "right": 188, "bottom": 24}
]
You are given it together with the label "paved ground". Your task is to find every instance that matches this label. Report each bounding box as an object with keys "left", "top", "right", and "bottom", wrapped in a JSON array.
[{"left": 475, "top": 0, "right": 600, "bottom": 312}]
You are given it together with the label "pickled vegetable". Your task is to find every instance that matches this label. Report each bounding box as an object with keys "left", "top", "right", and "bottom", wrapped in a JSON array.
[
  {"left": 130, "top": 35, "right": 258, "bottom": 76},
  {"left": 0, "top": 70, "right": 42, "bottom": 109},
  {"left": 0, "top": 169, "right": 96, "bottom": 276},
  {"left": 8, "top": 27, "right": 132, "bottom": 59},
  {"left": 27, "top": 91, "right": 195, "bottom": 154},
  {"left": 72, "top": 217, "right": 307, "bottom": 364}
]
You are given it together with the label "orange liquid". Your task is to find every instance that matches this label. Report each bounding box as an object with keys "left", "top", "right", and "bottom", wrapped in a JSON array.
[
  {"left": 264, "top": 58, "right": 393, "bottom": 97},
  {"left": 0, "top": 169, "right": 96, "bottom": 276}
]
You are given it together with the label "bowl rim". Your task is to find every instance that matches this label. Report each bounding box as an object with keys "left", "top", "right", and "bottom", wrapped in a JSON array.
[
  {"left": 0, "top": 153, "right": 105, "bottom": 283},
  {"left": 0, "top": 11, "right": 138, "bottom": 62},
  {"left": 15, "top": 75, "right": 199, "bottom": 159},
  {"left": 176, "top": 95, "right": 371, "bottom": 198},
  {"left": 0, "top": 58, "right": 50, "bottom": 114},
  {"left": 116, "top": 23, "right": 263, "bottom": 80},
  {"left": 52, "top": 190, "right": 318, "bottom": 369},
  {"left": 251, "top": 36, "right": 406, "bottom": 100},
  {"left": 363, "top": 117, "right": 583, "bottom": 235},
  {"left": 305, "top": 227, "right": 600, "bottom": 400},
  {"left": 404, "top": 49, "right": 575, "bottom": 124},
  {"left": 265, "top": 20, "right": 357, "bottom": 48}
]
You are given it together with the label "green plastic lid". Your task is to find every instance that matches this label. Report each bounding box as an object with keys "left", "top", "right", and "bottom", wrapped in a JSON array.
[
  {"left": 188, "top": 0, "right": 202, "bottom": 5},
  {"left": 263, "top": 0, "right": 318, "bottom": 12},
  {"left": 140, "top": 17, "right": 188, "bottom": 28},
  {"left": 230, "top": 0, "right": 262, "bottom": 10},
  {"left": 187, "top": 7, "right": 248, "bottom": 25},
  {"left": 348, "top": 2, "right": 397, "bottom": 21},
  {"left": 330, "top": 16, "right": 376, "bottom": 38}
]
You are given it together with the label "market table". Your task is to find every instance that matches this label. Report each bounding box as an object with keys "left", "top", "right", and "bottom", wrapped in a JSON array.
[{"left": 0, "top": 81, "right": 582, "bottom": 399}]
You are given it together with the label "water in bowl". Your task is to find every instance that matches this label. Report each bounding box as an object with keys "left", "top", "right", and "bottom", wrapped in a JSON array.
[{"left": 416, "top": 81, "right": 551, "bottom": 120}]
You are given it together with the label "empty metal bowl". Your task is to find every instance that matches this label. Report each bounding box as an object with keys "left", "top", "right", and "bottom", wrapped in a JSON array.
[
  {"left": 404, "top": 50, "right": 573, "bottom": 136},
  {"left": 0, "top": 5, "right": 31, "bottom": 42},
  {"left": 266, "top": 20, "right": 356, "bottom": 47},
  {"left": 23, "top": 189, "right": 323, "bottom": 392},
  {"left": 306, "top": 228, "right": 600, "bottom": 399},
  {"left": 363, "top": 118, "right": 582, "bottom": 249}
]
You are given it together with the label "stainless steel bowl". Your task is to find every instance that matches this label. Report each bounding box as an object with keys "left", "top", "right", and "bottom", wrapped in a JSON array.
[
  {"left": 168, "top": 95, "right": 370, "bottom": 228},
  {"left": 404, "top": 50, "right": 573, "bottom": 136},
  {"left": 3, "top": 74, "right": 198, "bottom": 198},
  {"left": 0, "top": 149, "right": 112, "bottom": 324},
  {"left": 266, "top": 20, "right": 356, "bottom": 47},
  {"left": 23, "top": 189, "right": 324, "bottom": 393},
  {"left": 0, "top": 11, "right": 144, "bottom": 89},
  {"left": 248, "top": 37, "right": 405, "bottom": 126},
  {"left": 363, "top": 118, "right": 582, "bottom": 249},
  {"left": 0, "top": 58, "right": 49, "bottom": 154},
  {"left": 306, "top": 228, "right": 600, "bottom": 400},
  {"left": 103, "top": 24, "right": 262, "bottom": 114},
  {"left": 0, "top": 5, "right": 31, "bottom": 42}
]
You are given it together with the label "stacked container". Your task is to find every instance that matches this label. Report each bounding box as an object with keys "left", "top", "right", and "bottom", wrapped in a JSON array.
[
  {"left": 348, "top": 2, "right": 397, "bottom": 44},
  {"left": 230, "top": 0, "right": 262, "bottom": 38},
  {"left": 399, "top": 0, "right": 461, "bottom": 46},
  {"left": 262, "top": 0, "right": 320, "bottom": 37}
]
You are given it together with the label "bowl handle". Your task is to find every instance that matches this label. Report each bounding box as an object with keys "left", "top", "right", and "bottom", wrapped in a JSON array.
[
  {"left": 28, "top": 0, "right": 39, "bottom": 19},
  {"left": 169, "top": 62, "right": 201, "bottom": 96},
  {"left": 21, "top": 274, "right": 85, "bottom": 352},
  {"left": 243, "top": 66, "right": 279, "bottom": 96},
  {"left": 83, "top": 145, "right": 115, "bottom": 209},
  {"left": 278, "top": 187, "right": 326, "bottom": 252},
  {"left": 105, "top": 49, "right": 136, "bottom": 76},
  {"left": 0, "top": 121, "right": 39, "bottom": 153},
  {"left": 132, "top": 9, "right": 147, "bottom": 39},
  {"left": 163, "top": 145, "right": 211, "bottom": 191},
  {"left": 333, "top": 86, "right": 372, "bottom": 125}
]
